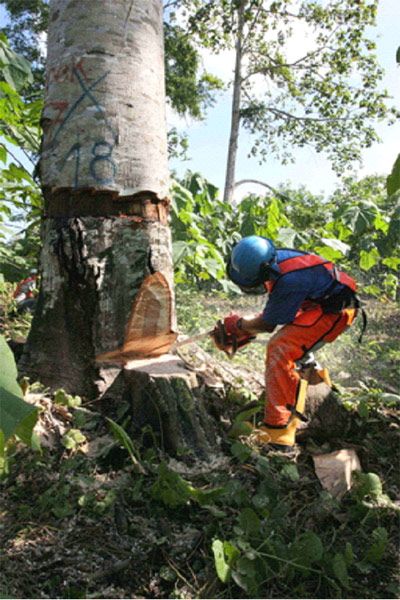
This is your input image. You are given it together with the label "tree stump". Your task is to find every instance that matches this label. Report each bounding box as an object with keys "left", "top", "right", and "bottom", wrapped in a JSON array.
[
  {"left": 298, "top": 367, "right": 351, "bottom": 442},
  {"left": 100, "top": 354, "right": 220, "bottom": 460}
]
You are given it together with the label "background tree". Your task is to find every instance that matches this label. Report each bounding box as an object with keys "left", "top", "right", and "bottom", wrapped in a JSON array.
[{"left": 186, "top": 0, "right": 398, "bottom": 203}]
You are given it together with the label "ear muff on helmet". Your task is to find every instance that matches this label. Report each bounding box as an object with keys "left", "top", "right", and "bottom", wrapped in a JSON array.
[{"left": 259, "top": 261, "right": 275, "bottom": 282}]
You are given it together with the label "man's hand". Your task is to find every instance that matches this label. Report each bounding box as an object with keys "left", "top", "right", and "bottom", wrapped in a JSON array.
[
  {"left": 212, "top": 313, "right": 255, "bottom": 357},
  {"left": 223, "top": 313, "right": 242, "bottom": 337}
]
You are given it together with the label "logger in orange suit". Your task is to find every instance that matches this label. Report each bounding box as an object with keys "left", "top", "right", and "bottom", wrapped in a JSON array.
[{"left": 214, "top": 236, "right": 362, "bottom": 452}]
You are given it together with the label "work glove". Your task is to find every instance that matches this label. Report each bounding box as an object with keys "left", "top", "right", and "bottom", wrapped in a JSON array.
[{"left": 212, "top": 313, "right": 255, "bottom": 357}]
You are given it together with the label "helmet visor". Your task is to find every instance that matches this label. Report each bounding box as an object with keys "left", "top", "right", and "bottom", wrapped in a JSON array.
[{"left": 239, "top": 283, "right": 267, "bottom": 295}]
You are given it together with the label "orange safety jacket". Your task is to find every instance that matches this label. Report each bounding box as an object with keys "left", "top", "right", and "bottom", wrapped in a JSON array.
[{"left": 264, "top": 253, "right": 365, "bottom": 335}]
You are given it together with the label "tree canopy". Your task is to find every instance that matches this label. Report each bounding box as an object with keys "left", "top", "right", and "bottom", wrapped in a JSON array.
[{"left": 184, "top": 0, "right": 398, "bottom": 201}]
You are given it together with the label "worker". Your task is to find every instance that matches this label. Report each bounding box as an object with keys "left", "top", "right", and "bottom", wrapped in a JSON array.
[
  {"left": 214, "top": 236, "right": 362, "bottom": 452},
  {"left": 13, "top": 268, "right": 38, "bottom": 313}
]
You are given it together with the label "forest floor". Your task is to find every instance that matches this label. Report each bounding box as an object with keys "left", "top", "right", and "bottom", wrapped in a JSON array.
[{"left": 0, "top": 293, "right": 399, "bottom": 599}]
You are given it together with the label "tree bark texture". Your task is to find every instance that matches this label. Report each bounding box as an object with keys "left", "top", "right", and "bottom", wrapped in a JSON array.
[
  {"left": 100, "top": 355, "right": 220, "bottom": 460},
  {"left": 41, "top": 0, "right": 169, "bottom": 201},
  {"left": 21, "top": 0, "right": 174, "bottom": 397},
  {"left": 20, "top": 217, "right": 174, "bottom": 396}
]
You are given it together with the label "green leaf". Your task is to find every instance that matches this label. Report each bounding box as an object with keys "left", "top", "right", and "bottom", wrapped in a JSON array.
[
  {"left": 281, "top": 463, "right": 300, "bottom": 481},
  {"left": 230, "top": 441, "right": 252, "bottom": 462},
  {"left": 172, "top": 240, "right": 190, "bottom": 265},
  {"left": 212, "top": 539, "right": 239, "bottom": 583},
  {"left": 314, "top": 245, "right": 344, "bottom": 261},
  {"left": 228, "top": 420, "right": 253, "bottom": 439},
  {"left": 352, "top": 472, "right": 383, "bottom": 501},
  {"left": 359, "top": 247, "right": 380, "bottom": 271},
  {"left": 54, "top": 388, "right": 81, "bottom": 408},
  {"left": 238, "top": 507, "right": 261, "bottom": 536},
  {"left": 357, "top": 399, "right": 370, "bottom": 419},
  {"left": 62, "top": 428, "right": 86, "bottom": 450},
  {"left": 344, "top": 542, "right": 354, "bottom": 566},
  {"left": 0, "top": 334, "right": 38, "bottom": 445},
  {"left": 387, "top": 154, "right": 400, "bottom": 196},
  {"left": 106, "top": 417, "right": 144, "bottom": 472},
  {"left": 320, "top": 237, "right": 350, "bottom": 255},
  {"left": 0, "top": 144, "right": 6, "bottom": 163},
  {"left": 0, "top": 38, "right": 33, "bottom": 91},
  {"left": 151, "top": 462, "right": 192, "bottom": 508},
  {"left": 332, "top": 552, "right": 349, "bottom": 588},
  {"left": 290, "top": 532, "right": 323, "bottom": 567},
  {"left": 365, "top": 527, "right": 388, "bottom": 564}
]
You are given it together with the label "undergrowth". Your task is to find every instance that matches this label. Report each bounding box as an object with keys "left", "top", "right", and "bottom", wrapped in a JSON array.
[{"left": 1, "top": 294, "right": 399, "bottom": 599}]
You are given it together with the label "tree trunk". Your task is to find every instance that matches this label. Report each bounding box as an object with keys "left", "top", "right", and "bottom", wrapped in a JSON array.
[
  {"left": 20, "top": 0, "right": 173, "bottom": 397},
  {"left": 100, "top": 354, "right": 220, "bottom": 460},
  {"left": 223, "top": 0, "right": 245, "bottom": 205}
]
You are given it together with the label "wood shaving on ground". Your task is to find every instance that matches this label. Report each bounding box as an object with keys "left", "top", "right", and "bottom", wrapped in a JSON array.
[{"left": 313, "top": 448, "right": 361, "bottom": 500}]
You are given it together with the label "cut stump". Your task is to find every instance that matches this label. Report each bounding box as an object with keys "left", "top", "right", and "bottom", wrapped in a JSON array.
[{"left": 100, "top": 354, "right": 219, "bottom": 460}]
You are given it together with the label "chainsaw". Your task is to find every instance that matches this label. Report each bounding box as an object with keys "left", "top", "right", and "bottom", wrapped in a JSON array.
[{"left": 172, "top": 320, "right": 260, "bottom": 358}]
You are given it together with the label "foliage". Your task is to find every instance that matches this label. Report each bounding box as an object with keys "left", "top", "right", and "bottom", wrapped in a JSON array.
[
  {"left": 0, "top": 306, "right": 399, "bottom": 598},
  {"left": 186, "top": 0, "right": 398, "bottom": 195},
  {"left": 0, "top": 0, "right": 48, "bottom": 99},
  {"left": 171, "top": 169, "right": 399, "bottom": 298},
  {"left": 0, "top": 34, "right": 42, "bottom": 282},
  {"left": 0, "top": 333, "right": 38, "bottom": 473},
  {"left": 0, "top": 276, "right": 33, "bottom": 339},
  {"left": 164, "top": 20, "right": 224, "bottom": 119}
]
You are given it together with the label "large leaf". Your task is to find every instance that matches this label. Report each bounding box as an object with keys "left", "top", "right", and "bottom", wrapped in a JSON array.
[
  {"left": 0, "top": 334, "right": 37, "bottom": 445},
  {"left": 320, "top": 237, "right": 350, "bottom": 255},
  {"left": 332, "top": 552, "right": 349, "bottom": 588},
  {"left": 386, "top": 154, "right": 400, "bottom": 197},
  {"left": 337, "top": 201, "right": 378, "bottom": 235},
  {"left": 0, "top": 36, "right": 33, "bottom": 91}
]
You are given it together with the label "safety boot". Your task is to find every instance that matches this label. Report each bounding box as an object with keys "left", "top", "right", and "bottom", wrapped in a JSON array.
[{"left": 253, "top": 378, "right": 308, "bottom": 451}]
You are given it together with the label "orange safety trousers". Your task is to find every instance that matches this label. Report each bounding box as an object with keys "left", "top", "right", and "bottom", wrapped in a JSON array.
[{"left": 264, "top": 307, "right": 357, "bottom": 427}]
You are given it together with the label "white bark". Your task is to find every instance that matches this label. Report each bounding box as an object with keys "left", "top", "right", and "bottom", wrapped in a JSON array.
[{"left": 41, "top": 0, "right": 169, "bottom": 198}]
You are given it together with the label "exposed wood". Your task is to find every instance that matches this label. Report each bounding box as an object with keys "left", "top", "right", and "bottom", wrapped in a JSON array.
[
  {"left": 101, "top": 354, "right": 220, "bottom": 459},
  {"left": 20, "top": 216, "right": 174, "bottom": 397}
]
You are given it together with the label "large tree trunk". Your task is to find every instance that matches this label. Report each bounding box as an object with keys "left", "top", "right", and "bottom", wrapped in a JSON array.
[
  {"left": 20, "top": 0, "right": 173, "bottom": 397},
  {"left": 223, "top": 0, "right": 245, "bottom": 205}
]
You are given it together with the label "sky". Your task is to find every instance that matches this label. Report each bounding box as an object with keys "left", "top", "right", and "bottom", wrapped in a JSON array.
[{"left": 169, "top": 0, "right": 400, "bottom": 201}]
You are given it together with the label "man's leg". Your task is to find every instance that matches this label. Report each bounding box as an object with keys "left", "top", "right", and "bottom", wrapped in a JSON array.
[{"left": 262, "top": 309, "right": 356, "bottom": 447}]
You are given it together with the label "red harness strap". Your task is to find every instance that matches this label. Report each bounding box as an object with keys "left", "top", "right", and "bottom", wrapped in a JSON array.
[{"left": 265, "top": 254, "right": 357, "bottom": 294}]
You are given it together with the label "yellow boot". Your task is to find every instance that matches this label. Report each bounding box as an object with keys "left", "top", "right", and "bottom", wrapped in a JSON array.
[{"left": 253, "top": 379, "right": 308, "bottom": 450}]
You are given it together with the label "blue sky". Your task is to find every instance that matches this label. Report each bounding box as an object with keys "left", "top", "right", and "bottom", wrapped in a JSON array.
[{"left": 169, "top": 0, "right": 399, "bottom": 200}]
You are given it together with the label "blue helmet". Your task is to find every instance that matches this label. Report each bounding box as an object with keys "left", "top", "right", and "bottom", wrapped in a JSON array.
[{"left": 227, "top": 236, "right": 277, "bottom": 288}]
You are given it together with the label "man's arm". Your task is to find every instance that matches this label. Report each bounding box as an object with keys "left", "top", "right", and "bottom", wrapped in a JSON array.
[{"left": 240, "top": 314, "right": 276, "bottom": 335}]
